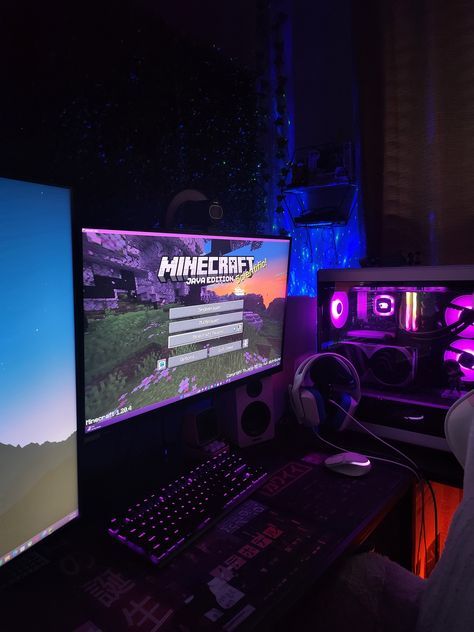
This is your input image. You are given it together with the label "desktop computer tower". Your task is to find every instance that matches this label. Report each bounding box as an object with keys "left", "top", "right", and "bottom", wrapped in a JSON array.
[{"left": 318, "top": 266, "right": 474, "bottom": 450}]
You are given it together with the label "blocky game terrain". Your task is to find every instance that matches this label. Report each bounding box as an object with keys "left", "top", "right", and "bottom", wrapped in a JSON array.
[{"left": 83, "top": 231, "right": 288, "bottom": 429}]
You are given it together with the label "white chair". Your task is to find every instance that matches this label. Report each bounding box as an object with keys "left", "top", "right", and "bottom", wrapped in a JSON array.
[
  {"left": 415, "top": 390, "right": 474, "bottom": 632},
  {"left": 304, "top": 391, "right": 474, "bottom": 632}
]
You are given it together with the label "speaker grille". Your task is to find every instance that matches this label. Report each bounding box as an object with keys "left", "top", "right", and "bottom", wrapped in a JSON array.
[
  {"left": 241, "top": 401, "right": 271, "bottom": 438},
  {"left": 246, "top": 379, "right": 263, "bottom": 398}
]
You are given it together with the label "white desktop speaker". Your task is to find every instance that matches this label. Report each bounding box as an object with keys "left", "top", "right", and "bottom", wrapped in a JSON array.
[{"left": 216, "top": 376, "right": 275, "bottom": 447}]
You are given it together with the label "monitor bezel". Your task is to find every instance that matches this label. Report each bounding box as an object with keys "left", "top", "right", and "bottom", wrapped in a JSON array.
[{"left": 80, "top": 226, "right": 292, "bottom": 434}]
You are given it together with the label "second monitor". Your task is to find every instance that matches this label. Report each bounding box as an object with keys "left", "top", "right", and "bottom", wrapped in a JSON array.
[{"left": 82, "top": 229, "right": 290, "bottom": 432}]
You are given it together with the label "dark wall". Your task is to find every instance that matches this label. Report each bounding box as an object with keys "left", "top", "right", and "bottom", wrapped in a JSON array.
[
  {"left": 354, "top": 0, "right": 474, "bottom": 265},
  {"left": 292, "top": 0, "right": 354, "bottom": 149},
  {"left": 0, "top": 0, "right": 356, "bottom": 235},
  {"left": 0, "top": 0, "right": 264, "bottom": 233},
  {"left": 0, "top": 0, "right": 267, "bottom": 501},
  {"left": 142, "top": 0, "right": 258, "bottom": 68}
]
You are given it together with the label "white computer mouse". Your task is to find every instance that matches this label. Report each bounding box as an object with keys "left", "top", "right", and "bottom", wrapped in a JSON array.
[{"left": 324, "top": 451, "right": 372, "bottom": 477}]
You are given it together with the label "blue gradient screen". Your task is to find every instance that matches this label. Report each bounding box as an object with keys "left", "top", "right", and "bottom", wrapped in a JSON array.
[{"left": 0, "top": 177, "right": 78, "bottom": 567}]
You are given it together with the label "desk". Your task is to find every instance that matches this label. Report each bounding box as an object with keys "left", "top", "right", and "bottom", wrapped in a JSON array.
[
  {"left": 333, "top": 429, "right": 464, "bottom": 488},
  {"left": 2, "top": 441, "right": 412, "bottom": 632}
]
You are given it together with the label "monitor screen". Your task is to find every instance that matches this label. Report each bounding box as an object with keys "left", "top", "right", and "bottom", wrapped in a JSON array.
[
  {"left": 82, "top": 229, "right": 290, "bottom": 432},
  {"left": 0, "top": 177, "right": 78, "bottom": 568}
]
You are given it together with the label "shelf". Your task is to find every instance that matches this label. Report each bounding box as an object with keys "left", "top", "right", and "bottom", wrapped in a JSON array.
[{"left": 284, "top": 183, "right": 358, "bottom": 227}]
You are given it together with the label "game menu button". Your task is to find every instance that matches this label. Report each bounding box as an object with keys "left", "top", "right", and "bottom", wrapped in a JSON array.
[{"left": 168, "top": 348, "right": 208, "bottom": 368}]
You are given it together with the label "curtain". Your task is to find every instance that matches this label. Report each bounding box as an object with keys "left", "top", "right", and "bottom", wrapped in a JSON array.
[{"left": 354, "top": 0, "right": 474, "bottom": 265}]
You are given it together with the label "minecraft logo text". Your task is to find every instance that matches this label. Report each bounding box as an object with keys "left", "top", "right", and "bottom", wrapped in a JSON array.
[{"left": 157, "top": 255, "right": 255, "bottom": 285}]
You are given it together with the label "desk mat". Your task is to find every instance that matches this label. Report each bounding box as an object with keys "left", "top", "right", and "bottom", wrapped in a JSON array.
[{"left": 2, "top": 456, "right": 408, "bottom": 632}]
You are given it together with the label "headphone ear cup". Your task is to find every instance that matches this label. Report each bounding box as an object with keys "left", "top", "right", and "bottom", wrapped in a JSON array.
[
  {"left": 292, "top": 352, "right": 360, "bottom": 429},
  {"left": 327, "top": 391, "right": 357, "bottom": 432},
  {"left": 300, "top": 387, "right": 326, "bottom": 428}
]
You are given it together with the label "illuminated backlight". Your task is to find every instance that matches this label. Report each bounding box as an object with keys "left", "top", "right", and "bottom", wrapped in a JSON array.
[
  {"left": 356, "top": 291, "right": 368, "bottom": 320},
  {"left": 348, "top": 459, "right": 371, "bottom": 467},
  {"left": 330, "top": 291, "right": 349, "bottom": 328},
  {"left": 346, "top": 329, "right": 393, "bottom": 340},
  {"left": 374, "top": 294, "right": 395, "bottom": 317},
  {"left": 404, "top": 292, "right": 418, "bottom": 331}
]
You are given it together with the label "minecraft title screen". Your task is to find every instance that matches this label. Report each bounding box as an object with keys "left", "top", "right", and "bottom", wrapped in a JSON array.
[{"left": 83, "top": 229, "right": 290, "bottom": 431}]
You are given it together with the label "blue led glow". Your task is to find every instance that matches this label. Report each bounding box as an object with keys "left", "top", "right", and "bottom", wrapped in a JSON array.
[
  {"left": 263, "top": 5, "right": 366, "bottom": 293},
  {"left": 274, "top": 189, "right": 365, "bottom": 297}
]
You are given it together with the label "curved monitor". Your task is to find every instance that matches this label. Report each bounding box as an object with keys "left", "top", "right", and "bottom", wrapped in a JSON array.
[
  {"left": 0, "top": 177, "right": 78, "bottom": 568},
  {"left": 82, "top": 229, "right": 290, "bottom": 432}
]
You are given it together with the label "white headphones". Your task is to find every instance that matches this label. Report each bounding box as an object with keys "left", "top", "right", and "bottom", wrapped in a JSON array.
[{"left": 290, "top": 352, "right": 361, "bottom": 431}]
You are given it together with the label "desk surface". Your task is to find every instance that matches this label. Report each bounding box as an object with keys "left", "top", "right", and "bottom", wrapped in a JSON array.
[{"left": 2, "top": 441, "right": 412, "bottom": 632}]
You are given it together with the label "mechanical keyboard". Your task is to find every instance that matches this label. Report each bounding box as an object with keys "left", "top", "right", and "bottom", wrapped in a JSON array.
[{"left": 108, "top": 451, "right": 267, "bottom": 566}]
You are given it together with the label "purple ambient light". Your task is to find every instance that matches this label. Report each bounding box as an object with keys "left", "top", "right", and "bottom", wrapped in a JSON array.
[
  {"left": 357, "top": 291, "right": 368, "bottom": 321},
  {"left": 444, "top": 339, "right": 474, "bottom": 382},
  {"left": 404, "top": 291, "right": 419, "bottom": 331},
  {"left": 374, "top": 294, "right": 395, "bottom": 317},
  {"left": 330, "top": 291, "right": 349, "bottom": 328},
  {"left": 346, "top": 330, "right": 395, "bottom": 340},
  {"left": 444, "top": 295, "right": 474, "bottom": 339},
  {"left": 356, "top": 286, "right": 448, "bottom": 293}
]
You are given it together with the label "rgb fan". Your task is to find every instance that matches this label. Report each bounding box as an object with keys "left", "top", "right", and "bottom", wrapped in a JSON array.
[
  {"left": 332, "top": 342, "right": 416, "bottom": 388},
  {"left": 330, "top": 291, "right": 349, "bottom": 329},
  {"left": 444, "top": 339, "right": 474, "bottom": 383},
  {"left": 444, "top": 295, "right": 474, "bottom": 339},
  {"left": 369, "top": 346, "right": 415, "bottom": 387}
]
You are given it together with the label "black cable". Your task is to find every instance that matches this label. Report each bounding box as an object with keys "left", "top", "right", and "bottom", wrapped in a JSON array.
[
  {"left": 402, "top": 311, "right": 473, "bottom": 341},
  {"left": 282, "top": 196, "right": 297, "bottom": 227},
  {"left": 328, "top": 399, "right": 440, "bottom": 565},
  {"left": 424, "top": 479, "right": 439, "bottom": 564},
  {"left": 314, "top": 429, "right": 430, "bottom": 567}
]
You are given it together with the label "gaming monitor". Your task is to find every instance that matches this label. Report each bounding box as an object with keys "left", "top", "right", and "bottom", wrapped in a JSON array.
[
  {"left": 0, "top": 177, "right": 78, "bottom": 568},
  {"left": 82, "top": 229, "right": 290, "bottom": 432}
]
